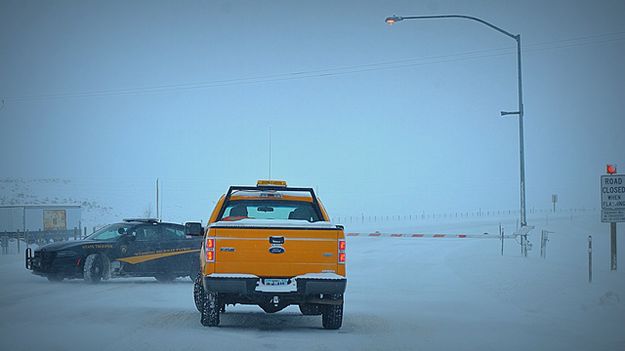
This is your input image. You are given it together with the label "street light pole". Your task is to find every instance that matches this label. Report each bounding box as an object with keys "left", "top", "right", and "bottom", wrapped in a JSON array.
[{"left": 386, "top": 14, "right": 528, "bottom": 232}]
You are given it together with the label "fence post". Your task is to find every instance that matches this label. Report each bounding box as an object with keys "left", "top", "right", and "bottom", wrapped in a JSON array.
[
  {"left": 17, "top": 229, "right": 21, "bottom": 253},
  {"left": 588, "top": 235, "right": 592, "bottom": 283},
  {"left": 1, "top": 234, "right": 7, "bottom": 255}
]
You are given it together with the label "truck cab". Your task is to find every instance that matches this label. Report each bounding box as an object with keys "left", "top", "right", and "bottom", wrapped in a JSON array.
[{"left": 193, "top": 180, "right": 346, "bottom": 329}]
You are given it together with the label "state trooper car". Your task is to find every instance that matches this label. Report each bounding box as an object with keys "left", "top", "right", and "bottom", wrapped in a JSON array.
[{"left": 25, "top": 219, "right": 203, "bottom": 283}]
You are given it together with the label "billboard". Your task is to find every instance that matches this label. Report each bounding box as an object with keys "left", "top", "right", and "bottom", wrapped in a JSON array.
[{"left": 43, "top": 210, "right": 67, "bottom": 230}]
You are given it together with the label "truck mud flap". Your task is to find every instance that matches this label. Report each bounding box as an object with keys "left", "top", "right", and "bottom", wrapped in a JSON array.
[
  {"left": 297, "top": 279, "right": 347, "bottom": 295},
  {"left": 204, "top": 277, "right": 258, "bottom": 294}
]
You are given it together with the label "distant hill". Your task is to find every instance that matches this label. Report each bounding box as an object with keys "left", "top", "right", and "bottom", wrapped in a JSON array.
[{"left": 0, "top": 178, "right": 118, "bottom": 230}]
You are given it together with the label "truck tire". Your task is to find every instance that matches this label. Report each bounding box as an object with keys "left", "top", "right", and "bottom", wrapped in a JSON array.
[
  {"left": 83, "top": 254, "right": 104, "bottom": 284},
  {"left": 200, "top": 292, "right": 220, "bottom": 327},
  {"left": 193, "top": 273, "right": 204, "bottom": 312},
  {"left": 299, "top": 303, "right": 322, "bottom": 316},
  {"left": 321, "top": 295, "right": 343, "bottom": 330}
]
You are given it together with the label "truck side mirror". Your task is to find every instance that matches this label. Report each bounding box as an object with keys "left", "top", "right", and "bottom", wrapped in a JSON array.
[{"left": 184, "top": 222, "right": 204, "bottom": 236}]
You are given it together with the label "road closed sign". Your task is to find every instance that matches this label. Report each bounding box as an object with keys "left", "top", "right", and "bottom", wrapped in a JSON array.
[{"left": 601, "top": 174, "right": 625, "bottom": 222}]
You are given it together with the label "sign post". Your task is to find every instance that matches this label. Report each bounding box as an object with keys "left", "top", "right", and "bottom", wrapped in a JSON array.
[
  {"left": 588, "top": 235, "right": 592, "bottom": 283},
  {"left": 601, "top": 173, "right": 624, "bottom": 271}
]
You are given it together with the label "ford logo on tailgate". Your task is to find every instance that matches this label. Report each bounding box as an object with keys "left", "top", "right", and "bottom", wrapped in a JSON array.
[{"left": 269, "top": 246, "right": 285, "bottom": 254}]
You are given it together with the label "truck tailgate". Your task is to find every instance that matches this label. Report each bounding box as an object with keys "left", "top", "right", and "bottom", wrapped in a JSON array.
[{"left": 214, "top": 227, "right": 340, "bottom": 277}]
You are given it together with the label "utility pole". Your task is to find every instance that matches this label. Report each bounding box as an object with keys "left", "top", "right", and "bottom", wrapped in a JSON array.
[
  {"left": 268, "top": 128, "right": 272, "bottom": 180},
  {"left": 156, "top": 178, "right": 159, "bottom": 220},
  {"left": 552, "top": 194, "right": 558, "bottom": 213},
  {"left": 385, "top": 14, "right": 531, "bottom": 254}
]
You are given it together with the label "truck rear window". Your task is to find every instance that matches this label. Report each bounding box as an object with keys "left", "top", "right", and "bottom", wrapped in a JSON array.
[{"left": 219, "top": 200, "right": 322, "bottom": 222}]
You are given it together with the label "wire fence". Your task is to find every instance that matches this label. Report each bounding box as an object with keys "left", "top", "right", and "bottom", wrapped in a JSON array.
[{"left": 331, "top": 207, "right": 597, "bottom": 225}]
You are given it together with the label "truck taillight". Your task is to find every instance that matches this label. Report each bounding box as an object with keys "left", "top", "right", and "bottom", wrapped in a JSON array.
[
  {"left": 338, "top": 252, "right": 346, "bottom": 263},
  {"left": 339, "top": 240, "right": 346, "bottom": 251},
  {"left": 206, "top": 238, "right": 215, "bottom": 262},
  {"left": 338, "top": 239, "right": 346, "bottom": 264}
]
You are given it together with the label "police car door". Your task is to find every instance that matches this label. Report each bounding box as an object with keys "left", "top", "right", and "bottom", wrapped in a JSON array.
[
  {"left": 122, "top": 224, "right": 162, "bottom": 274},
  {"left": 157, "top": 224, "right": 200, "bottom": 275}
]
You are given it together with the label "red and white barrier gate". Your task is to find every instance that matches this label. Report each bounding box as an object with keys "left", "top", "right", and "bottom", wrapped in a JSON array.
[{"left": 346, "top": 232, "right": 515, "bottom": 239}]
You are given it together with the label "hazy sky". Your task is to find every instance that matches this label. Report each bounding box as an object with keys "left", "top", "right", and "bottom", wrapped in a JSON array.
[{"left": 1, "top": 0, "right": 624, "bottom": 222}]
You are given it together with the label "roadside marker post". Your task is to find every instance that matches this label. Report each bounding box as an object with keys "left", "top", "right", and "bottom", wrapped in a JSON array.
[
  {"left": 499, "top": 223, "right": 504, "bottom": 256},
  {"left": 588, "top": 235, "right": 593, "bottom": 283}
]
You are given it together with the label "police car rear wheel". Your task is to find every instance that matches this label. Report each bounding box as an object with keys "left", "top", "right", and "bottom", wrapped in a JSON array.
[{"left": 83, "top": 254, "right": 103, "bottom": 284}]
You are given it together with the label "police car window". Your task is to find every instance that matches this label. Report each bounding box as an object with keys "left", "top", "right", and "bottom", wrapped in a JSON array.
[
  {"left": 88, "top": 223, "right": 132, "bottom": 241},
  {"left": 133, "top": 225, "right": 160, "bottom": 241},
  {"left": 162, "top": 225, "right": 185, "bottom": 240}
]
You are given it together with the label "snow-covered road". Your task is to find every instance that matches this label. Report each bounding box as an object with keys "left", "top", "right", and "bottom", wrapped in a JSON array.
[{"left": 1, "top": 215, "right": 623, "bottom": 351}]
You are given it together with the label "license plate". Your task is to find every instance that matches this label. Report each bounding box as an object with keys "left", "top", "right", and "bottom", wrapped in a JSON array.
[{"left": 264, "top": 278, "right": 288, "bottom": 286}]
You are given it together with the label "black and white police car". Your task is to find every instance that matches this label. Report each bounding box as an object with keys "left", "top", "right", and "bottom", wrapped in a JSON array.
[{"left": 25, "top": 219, "right": 204, "bottom": 283}]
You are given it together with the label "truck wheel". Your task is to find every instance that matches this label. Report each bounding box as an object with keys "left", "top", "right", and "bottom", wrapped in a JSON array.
[
  {"left": 200, "top": 292, "right": 220, "bottom": 327},
  {"left": 47, "top": 274, "right": 64, "bottom": 282},
  {"left": 193, "top": 273, "right": 204, "bottom": 312},
  {"left": 83, "top": 254, "right": 104, "bottom": 284},
  {"left": 321, "top": 295, "right": 344, "bottom": 330},
  {"left": 299, "top": 304, "right": 322, "bottom": 316}
]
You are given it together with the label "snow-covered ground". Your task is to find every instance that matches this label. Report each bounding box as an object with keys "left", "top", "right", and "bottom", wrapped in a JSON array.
[{"left": 0, "top": 213, "right": 623, "bottom": 351}]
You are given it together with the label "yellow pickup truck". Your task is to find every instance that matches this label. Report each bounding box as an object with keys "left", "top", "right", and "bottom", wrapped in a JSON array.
[{"left": 192, "top": 180, "right": 346, "bottom": 329}]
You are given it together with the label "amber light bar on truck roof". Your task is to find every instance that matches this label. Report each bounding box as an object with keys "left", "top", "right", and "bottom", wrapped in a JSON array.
[{"left": 257, "top": 180, "right": 287, "bottom": 187}]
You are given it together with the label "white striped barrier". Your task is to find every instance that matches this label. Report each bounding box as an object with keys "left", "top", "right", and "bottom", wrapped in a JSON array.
[{"left": 346, "top": 232, "right": 515, "bottom": 239}]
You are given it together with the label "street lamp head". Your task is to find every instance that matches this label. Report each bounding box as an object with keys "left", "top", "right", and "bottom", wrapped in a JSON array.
[{"left": 385, "top": 15, "right": 403, "bottom": 25}]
